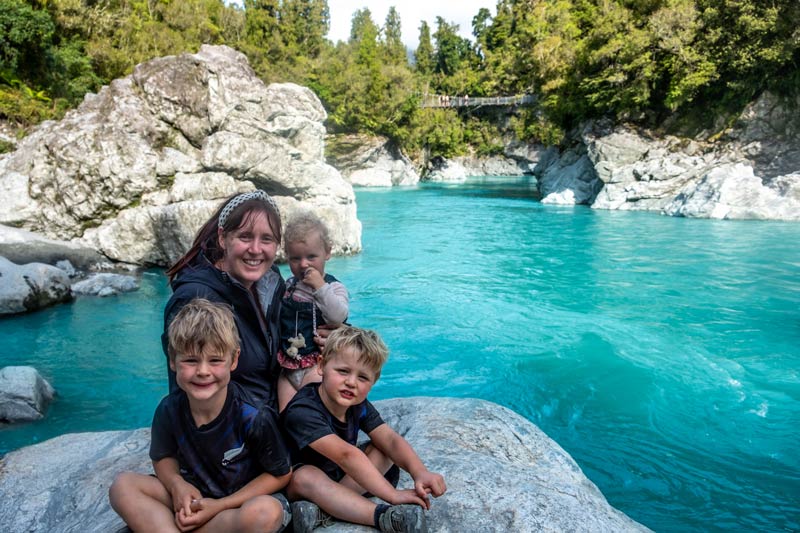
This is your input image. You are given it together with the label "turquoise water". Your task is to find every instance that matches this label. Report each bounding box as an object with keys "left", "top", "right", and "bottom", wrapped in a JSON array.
[{"left": 1, "top": 176, "right": 799, "bottom": 531}]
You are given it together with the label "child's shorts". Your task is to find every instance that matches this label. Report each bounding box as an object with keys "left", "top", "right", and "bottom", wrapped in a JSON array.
[{"left": 293, "top": 442, "right": 400, "bottom": 493}]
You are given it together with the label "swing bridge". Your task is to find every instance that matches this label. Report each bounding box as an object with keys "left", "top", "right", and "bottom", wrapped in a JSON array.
[{"left": 420, "top": 93, "right": 536, "bottom": 109}]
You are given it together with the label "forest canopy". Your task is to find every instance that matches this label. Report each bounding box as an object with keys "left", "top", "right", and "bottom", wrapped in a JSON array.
[{"left": 1, "top": 0, "right": 798, "bottom": 157}]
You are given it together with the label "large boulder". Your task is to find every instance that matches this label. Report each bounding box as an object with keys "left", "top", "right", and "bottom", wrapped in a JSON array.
[
  {"left": 327, "top": 134, "right": 420, "bottom": 187},
  {"left": 0, "top": 256, "right": 72, "bottom": 315},
  {"left": 71, "top": 273, "right": 139, "bottom": 297},
  {"left": 0, "top": 225, "right": 105, "bottom": 271},
  {"left": 0, "top": 397, "right": 648, "bottom": 533},
  {"left": 0, "top": 366, "right": 55, "bottom": 423},
  {"left": 0, "top": 45, "right": 361, "bottom": 266}
]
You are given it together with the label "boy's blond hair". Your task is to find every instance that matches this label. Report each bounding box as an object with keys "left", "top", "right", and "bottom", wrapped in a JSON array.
[
  {"left": 284, "top": 211, "right": 333, "bottom": 252},
  {"left": 167, "top": 298, "right": 239, "bottom": 362},
  {"left": 321, "top": 326, "right": 389, "bottom": 378}
]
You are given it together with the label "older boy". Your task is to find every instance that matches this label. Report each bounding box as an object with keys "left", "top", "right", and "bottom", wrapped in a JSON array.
[
  {"left": 109, "top": 298, "right": 292, "bottom": 532},
  {"left": 281, "top": 326, "right": 446, "bottom": 533}
]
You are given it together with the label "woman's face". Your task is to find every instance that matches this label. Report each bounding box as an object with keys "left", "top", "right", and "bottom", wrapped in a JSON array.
[{"left": 218, "top": 211, "right": 278, "bottom": 288}]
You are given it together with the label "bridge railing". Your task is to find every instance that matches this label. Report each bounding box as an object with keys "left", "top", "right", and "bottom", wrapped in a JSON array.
[{"left": 421, "top": 94, "right": 535, "bottom": 108}]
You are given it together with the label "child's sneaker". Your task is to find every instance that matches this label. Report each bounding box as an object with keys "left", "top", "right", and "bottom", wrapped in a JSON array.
[
  {"left": 271, "top": 493, "right": 291, "bottom": 532},
  {"left": 377, "top": 504, "right": 427, "bottom": 533},
  {"left": 290, "top": 500, "right": 331, "bottom": 533}
]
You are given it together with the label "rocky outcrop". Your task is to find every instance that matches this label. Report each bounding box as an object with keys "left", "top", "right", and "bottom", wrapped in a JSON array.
[
  {"left": 0, "top": 366, "right": 55, "bottom": 423},
  {"left": 537, "top": 92, "right": 800, "bottom": 220},
  {"left": 327, "top": 134, "right": 420, "bottom": 187},
  {"left": 0, "top": 397, "right": 649, "bottom": 533},
  {"left": 0, "top": 225, "right": 106, "bottom": 271},
  {"left": 71, "top": 273, "right": 139, "bottom": 297},
  {"left": 0, "top": 45, "right": 361, "bottom": 266},
  {"left": 0, "top": 256, "right": 72, "bottom": 315},
  {"left": 425, "top": 157, "right": 467, "bottom": 183},
  {"left": 537, "top": 144, "right": 602, "bottom": 205},
  {"left": 452, "top": 154, "right": 531, "bottom": 177}
]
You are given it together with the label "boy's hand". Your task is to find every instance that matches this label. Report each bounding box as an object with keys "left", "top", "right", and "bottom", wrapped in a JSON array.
[
  {"left": 169, "top": 478, "right": 201, "bottom": 516},
  {"left": 390, "top": 488, "right": 431, "bottom": 510},
  {"left": 302, "top": 267, "right": 325, "bottom": 290},
  {"left": 414, "top": 470, "right": 447, "bottom": 499},
  {"left": 175, "top": 497, "right": 221, "bottom": 530}
]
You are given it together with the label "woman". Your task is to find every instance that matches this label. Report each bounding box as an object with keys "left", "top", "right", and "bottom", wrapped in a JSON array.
[{"left": 162, "top": 190, "right": 285, "bottom": 408}]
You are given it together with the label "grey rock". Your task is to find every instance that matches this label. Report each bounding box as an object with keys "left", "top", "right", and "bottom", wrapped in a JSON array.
[
  {"left": 71, "top": 273, "right": 139, "bottom": 297},
  {"left": 425, "top": 158, "right": 468, "bottom": 183},
  {"left": 0, "top": 366, "right": 55, "bottom": 423},
  {"left": 0, "top": 397, "right": 648, "bottom": 533},
  {"left": 453, "top": 154, "right": 531, "bottom": 176},
  {"left": 55, "top": 260, "right": 77, "bottom": 278},
  {"left": 0, "top": 45, "right": 360, "bottom": 265},
  {"left": 0, "top": 225, "right": 105, "bottom": 271},
  {"left": 530, "top": 91, "right": 800, "bottom": 219},
  {"left": 536, "top": 145, "right": 603, "bottom": 205},
  {"left": 663, "top": 162, "right": 800, "bottom": 220},
  {"left": 0, "top": 256, "right": 72, "bottom": 315},
  {"left": 327, "top": 134, "right": 420, "bottom": 187}
]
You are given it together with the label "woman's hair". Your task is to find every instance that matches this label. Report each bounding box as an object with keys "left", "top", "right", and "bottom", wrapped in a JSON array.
[
  {"left": 166, "top": 191, "right": 282, "bottom": 280},
  {"left": 283, "top": 211, "right": 333, "bottom": 253},
  {"left": 167, "top": 298, "right": 239, "bottom": 362},
  {"left": 320, "top": 326, "right": 389, "bottom": 379}
]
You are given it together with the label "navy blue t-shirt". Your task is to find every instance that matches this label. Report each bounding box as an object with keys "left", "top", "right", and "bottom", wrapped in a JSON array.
[
  {"left": 281, "top": 383, "right": 384, "bottom": 481},
  {"left": 150, "top": 382, "right": 291, "bottom": 498}
]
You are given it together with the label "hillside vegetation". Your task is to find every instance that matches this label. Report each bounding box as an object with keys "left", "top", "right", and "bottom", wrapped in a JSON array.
[{"left": 1, "top": 0, "right": 798, "bottom": 158}]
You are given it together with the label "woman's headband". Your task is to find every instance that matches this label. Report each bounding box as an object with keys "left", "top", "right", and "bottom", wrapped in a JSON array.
[{"left": 218, "top": 190, "right": 280, "bottom": 229}]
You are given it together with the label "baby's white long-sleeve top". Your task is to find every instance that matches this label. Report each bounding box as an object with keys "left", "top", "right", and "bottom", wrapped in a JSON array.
[{"left": 288, "top": 277, "right": 349, "bottom": 326}]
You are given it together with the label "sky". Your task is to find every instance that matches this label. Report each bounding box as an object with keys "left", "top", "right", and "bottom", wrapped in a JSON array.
[{"left": 326, "top": 1, "right": 496, "bottom": 49}]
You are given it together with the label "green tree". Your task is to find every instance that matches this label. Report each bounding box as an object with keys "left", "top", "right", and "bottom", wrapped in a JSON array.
[
  {"left": 414, "top": 20, "right": 434, "bottom": 75},
  {"left": 382, "top": 6, "right": 406, "bottom": 64},
  {"left": 281, "top": 0, "right": 329, "bottom": 57},
  {"left": 0, "top": 0, "right": 55, "bottom": 78}
]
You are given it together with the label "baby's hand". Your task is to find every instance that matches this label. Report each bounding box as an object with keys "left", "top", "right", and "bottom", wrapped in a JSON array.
[
  {"left": 302, "top": 267, "right": 325, "bottom": 290},
  {"left": 414, "top": 470, "right": 447, "bottom": 498},
  {"left": 390, "top": 488, "right": 430, "bottom": 510}
]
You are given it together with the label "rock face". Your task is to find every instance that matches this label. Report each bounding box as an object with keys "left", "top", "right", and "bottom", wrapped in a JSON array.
[
  {"left": 0, "top": 397, "right": 649, "bottom": 533},
  {"left": 425, "top": 157, "right": 468, "bottom": 183},
  {"left": 71, "top": 273, "right": 139, "bottom": 297},
  {"left": 327, "top": 134, "right": 420, "bottom": 187},
  {"left": 0, "top": 256, "right": 72, "bottom": 315},
  {"left": 453, "top": 154, "right": 532, "bottom": 177},
  {"left": 537, "top": 92, "right": 800, "bottom": 220},
  {"left": 0, "top": 45, "right": 361, "bottom": 266},
  {"left": 0, "top": 366, "right": 55, "bottom": 423}
]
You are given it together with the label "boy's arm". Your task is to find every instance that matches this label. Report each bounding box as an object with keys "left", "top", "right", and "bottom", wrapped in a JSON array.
[
  {"left": 152, "top": 457, "right": 201, "bottom": 514},
  {"left": 310, "top": 433, "right": 427, "bottom": 507},
  {"left": 369, "top": 424, "right": 447, "bottom": 499},
  {"left": 176, "top": 471, "right": 292, "bottom": 530}
]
